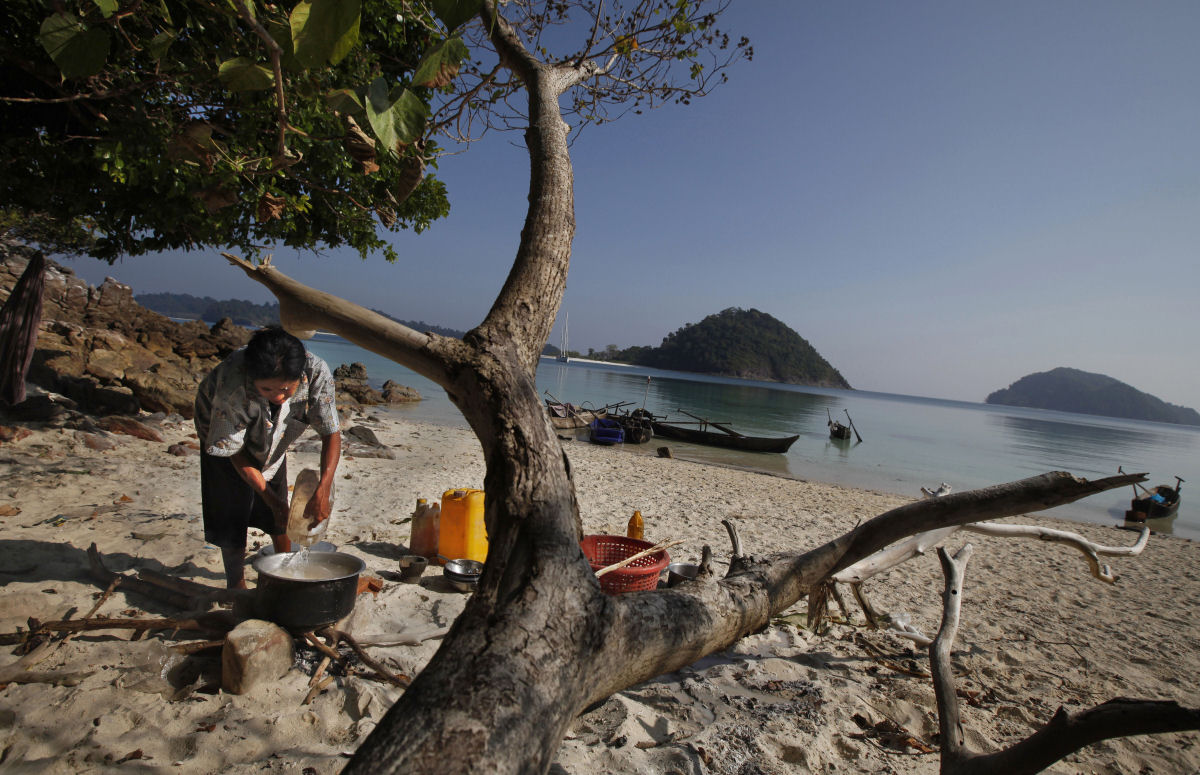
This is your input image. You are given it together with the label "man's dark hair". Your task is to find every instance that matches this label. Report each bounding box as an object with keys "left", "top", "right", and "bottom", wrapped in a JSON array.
[{"left": 244, "top": 326, "right": 306, "bottom": 381}]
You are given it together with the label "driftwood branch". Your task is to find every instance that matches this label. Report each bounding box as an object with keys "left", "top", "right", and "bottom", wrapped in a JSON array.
[
  {"left": 722, "top": 518, "right": 743, "bottom": 559},
  {"left": 927, "top": 545, "right": 1200, "bottom": 774},
  {"left": 0, "top": 613, "right": 239, "bottom": 645},
  {"left": 833, "top": 521, "right": 1147, "bottom": 587},
  {"left": 930, "top": 544, "right": 974, "bottom": 762},
  {"left": 960, "top": 522, "right": 1148, "bottom": 583},
  {"left": 327, "top": 628, "right": 411, "bottom": 688},
  {"left": 816, "top": 472, "right": 1147, "bottom": 583},
  {"left": 833, "top": 526, "right": 959, "bottom": 584}
]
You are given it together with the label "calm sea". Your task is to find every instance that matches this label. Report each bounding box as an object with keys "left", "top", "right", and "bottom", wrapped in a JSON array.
[{"left": 304, "top": 333, "right": 1200, "bottom": 540}]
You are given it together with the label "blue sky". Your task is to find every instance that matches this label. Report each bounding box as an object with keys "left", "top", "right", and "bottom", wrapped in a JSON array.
[{"left": 72, "top": 1, "right": 1200, "bottom": 409}]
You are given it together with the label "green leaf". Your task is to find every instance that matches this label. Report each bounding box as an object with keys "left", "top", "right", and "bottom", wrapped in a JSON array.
[
  {"left": 412, "top": 38, "right": 468, "bottom": 88},
  {"left": 364, "top": 77, "right": 398, "bottom": 153},
  {"left": 325, "top": 88, "right": 365, "bottom": 116},
  {"left": 39, "top": 13, "right": 111, "bottom": 79},
  {"left": 218, "top": 57, "right": 275, "bottom": 91},
  {"left": 392, "top": 90, "right": 428, "bottom": 146},
  {"left": 148, "top": 29, "right": 177, "bottom": 60},
  {"left": 290, "top": 0, "right": 361, "bottom": 69},
  {"left": 432, "top": 0, "right": 481, "bottom": 31},
  {"left": 92, "top": 0, "right": 119, "bottom": 18}
]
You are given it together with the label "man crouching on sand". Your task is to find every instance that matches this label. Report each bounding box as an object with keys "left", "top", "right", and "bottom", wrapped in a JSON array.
[{"left": 194, "top": 326, "right": 341, "bottom": 588}]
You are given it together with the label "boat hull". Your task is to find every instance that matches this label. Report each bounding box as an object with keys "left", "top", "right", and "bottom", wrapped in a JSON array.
[
  {"left": 1125, "top": 485, "right": 1181, "bottom": 521},
  {"left": 649, "top": 422, "right": 798, "bottom": 453},
  {"left": 546, "top": 401, "right": 606, "bottom": 430}
]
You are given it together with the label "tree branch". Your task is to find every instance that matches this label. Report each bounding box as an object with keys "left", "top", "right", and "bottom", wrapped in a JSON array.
[
  {"left": 584, "top": 472, "right": 1144, "bottom": 704},
  {"left": 926, "top": 546, "right": 1200, "bottom": 775},
  {"left": 930, "top": 544, "right": 973, "bottom": 764},
  {"left": 960, "top": 522, "right": 1149, "bottom": 583},
  {"left": 233, "top": 0, "right": 291, "bottom": 162},
  {"left": 218, "top": 252, "right": 446, "bottom": 385},
  {"left": 959, "top": 699, "right": 1200, "bottom": 775},
  {"left": 834, "top": 523, "right": 1149, "bottom": 587}
]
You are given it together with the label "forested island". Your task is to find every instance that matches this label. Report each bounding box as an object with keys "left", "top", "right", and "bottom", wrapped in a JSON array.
[
  {"left": 986, "top": 367, "right": 1200, "bottom": 426},
  {"left": 588, "top": 308, "right": 850, "bottom": 389}
]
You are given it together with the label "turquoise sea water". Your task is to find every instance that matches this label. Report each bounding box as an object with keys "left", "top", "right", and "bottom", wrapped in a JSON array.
[{"left": 304, "top": 333, "right": 1200, "bottom": 540}]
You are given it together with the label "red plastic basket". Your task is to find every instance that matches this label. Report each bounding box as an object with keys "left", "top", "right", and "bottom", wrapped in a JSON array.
[{"left": 581, "top": 534, "right": 670, "bottom": 594}]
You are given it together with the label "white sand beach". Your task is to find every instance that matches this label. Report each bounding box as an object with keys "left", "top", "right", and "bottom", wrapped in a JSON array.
[{"left": 0, "top": 410, "right": 1197, "bottom": 773}]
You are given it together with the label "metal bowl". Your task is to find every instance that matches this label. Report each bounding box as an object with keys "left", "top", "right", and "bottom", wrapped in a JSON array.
[
  {"left": 444, "top": 559, "right": 483, "bottom": 578},
  {"left": 443, "top": 558, "right": 482, "bottom": 592},
  {"left": 444, "top": 577, "right": 479, "bottom": 593}
]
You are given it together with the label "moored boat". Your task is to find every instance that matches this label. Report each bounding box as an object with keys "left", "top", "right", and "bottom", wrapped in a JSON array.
[
  {"left": 827, "top": 408, "right": 851, "bottom": 440},
  {"left": 588, "top": 417, "right": 625, "bottom": 445},
  {"left": 545, "top": 397, "right": 606, "bottom": 430},
  {"left": 1125, "top": 476, "right": 1184, "bottom": 522},
  {"left": 648, "top": 409, "right": 798, "bottom": 454}
]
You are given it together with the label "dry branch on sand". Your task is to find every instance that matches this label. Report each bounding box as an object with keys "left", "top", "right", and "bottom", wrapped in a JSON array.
[{"left": 927, "top": 544, "right": 1200, "bottom": 774}]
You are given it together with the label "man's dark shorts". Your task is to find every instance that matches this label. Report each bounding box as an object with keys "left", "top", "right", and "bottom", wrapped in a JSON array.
[{"left": 200, "top": 451, "right": 287, "bottom": 549}]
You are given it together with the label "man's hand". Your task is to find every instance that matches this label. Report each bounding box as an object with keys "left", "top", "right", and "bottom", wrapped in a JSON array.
[{"left": 304, "top": 483, "right": 332, "bottom": 526}]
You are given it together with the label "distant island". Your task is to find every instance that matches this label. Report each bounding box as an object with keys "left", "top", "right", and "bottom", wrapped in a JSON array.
[
  {"left": 985, "top": 367, "right": 1200, "bottom": 426},
  {"left": 592, "top": 308, "right": 850, "bottom": 389}
]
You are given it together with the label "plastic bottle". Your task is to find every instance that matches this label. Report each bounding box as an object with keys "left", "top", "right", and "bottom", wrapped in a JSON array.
[
  {"left": 439, "top": 488, "right": 487, "bottom": 564},
  {"left": 410, "top": 498, "right": 441, "bottom": 560},
  {"left": 627, "top": 509, "right": 644, "bottom": 540}
]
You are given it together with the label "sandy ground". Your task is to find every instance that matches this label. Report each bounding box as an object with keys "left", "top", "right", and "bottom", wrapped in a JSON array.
[{"left": 1, "top": 408, "right": 1198, "bottom": 774}]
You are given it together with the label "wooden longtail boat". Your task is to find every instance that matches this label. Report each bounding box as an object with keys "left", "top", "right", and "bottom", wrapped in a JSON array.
[
  {"left": 827, "top": 408, "right": 852, "bottom": 440},
  {"left": 544, "top": 397, "right": 607, "bottom": 430},
  {"left": 1125, "top": 475, "right": 1184, "bottom": 522},
  {"left": 649, "top": 409, "right": 798, "bottom": 454}
]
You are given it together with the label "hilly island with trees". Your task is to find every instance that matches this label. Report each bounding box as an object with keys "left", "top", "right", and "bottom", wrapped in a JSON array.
[
  {"left": 986, "top": 367, "right": 1200, "bottom": 426},
  {"left": 587, "top": 307, "right": 850, "bottom": 388}
]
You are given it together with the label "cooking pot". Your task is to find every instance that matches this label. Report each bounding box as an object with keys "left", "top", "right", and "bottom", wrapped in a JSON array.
[{"left": 252, "top": 551, "right": 365, "bottom": 632}]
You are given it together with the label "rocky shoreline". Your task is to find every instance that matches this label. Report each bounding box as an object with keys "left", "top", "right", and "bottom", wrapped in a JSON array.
[{"left": 0, "top": 243, "right": 419, "bottom": 425}]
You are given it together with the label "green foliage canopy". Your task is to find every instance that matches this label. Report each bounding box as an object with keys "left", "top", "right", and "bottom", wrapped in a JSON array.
[{"left": 0, "top": 0, "right": 473, "bottom": 260}]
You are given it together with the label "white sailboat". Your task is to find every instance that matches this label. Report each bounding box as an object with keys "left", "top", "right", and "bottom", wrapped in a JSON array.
[{"left": 556, "top": 313, "right": 569, "bottom": 362}]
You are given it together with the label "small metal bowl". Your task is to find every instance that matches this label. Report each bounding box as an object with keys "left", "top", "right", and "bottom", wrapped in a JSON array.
[
  {"left": 443, "top": 558, "right": 483, "bottom": 592},
  {"left": 444, "top": 559, "right": 483, "bottom": 578},
  {"left": 444, "top": 577, "right": 479, "bottom": 593}
]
